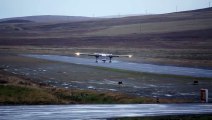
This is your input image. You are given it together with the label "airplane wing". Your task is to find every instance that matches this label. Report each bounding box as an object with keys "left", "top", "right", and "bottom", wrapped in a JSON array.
[
  {"left": 75, "top": 52, "right": 100, "bottom": 57},
  {"left": 75, "top": 52, "right": 132, "bottom": 58},
  {"left": 109, "top": 54, "right": 132, "bottom": 58}
]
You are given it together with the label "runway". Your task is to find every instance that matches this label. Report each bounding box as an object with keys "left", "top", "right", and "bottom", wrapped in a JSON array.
[
  {"left": 0, "top": 104, "right": 212, "bottom": 120},
  {"left": 23, "top": 54, "right": 212, "bottom": 78}
]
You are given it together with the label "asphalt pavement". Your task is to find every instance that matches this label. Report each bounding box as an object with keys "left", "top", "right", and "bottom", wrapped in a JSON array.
[
  {"left": 0, "top": 104, "right": 212, "bottom": 120},
  {"left": 23, "top": 54, "right": 212, "bottom": 78}
]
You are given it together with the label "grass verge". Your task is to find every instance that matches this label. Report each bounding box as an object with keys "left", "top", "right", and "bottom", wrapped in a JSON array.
[
  {"left": 0, "top": 69, "right": 157, "bottom": 105},
  {"left": 91, "top": 65, "right": 212, "bottom": 80}
]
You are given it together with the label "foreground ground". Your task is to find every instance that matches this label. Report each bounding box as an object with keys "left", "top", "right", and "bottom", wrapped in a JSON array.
[
  {"left": 0, "top": 54, "right": 195, "bottom": 104},
  {"left": 0, "top": 53, "right": 211, "bottom": 104},
  {"left": 0, "top": 69, "right": 160, "bottom": 104}
]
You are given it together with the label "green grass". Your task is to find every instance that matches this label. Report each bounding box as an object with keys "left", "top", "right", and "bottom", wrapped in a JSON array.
[
  {"left": 0, "top": 84, "right": 155, "bottom": 105},
  {"left": 55, "top": 92, "right": 116, "bottom": 104},
  {"left": 53, "top": 89, "right": 153, "bottom": 104},
  {"left": 0, "top": 85, "right": 59, "bottom": 104}
]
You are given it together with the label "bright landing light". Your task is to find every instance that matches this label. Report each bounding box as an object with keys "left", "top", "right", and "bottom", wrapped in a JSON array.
[
  {"left": 75, "top": 52, "right": 80, "bottom": 56},
  {"left": 129, "top": 55, "right": 132, "bottom": 58}
]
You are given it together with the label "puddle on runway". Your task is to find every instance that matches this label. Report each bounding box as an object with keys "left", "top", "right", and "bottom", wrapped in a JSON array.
[
  {"left": 109, "top": 89, "right": 117, "bottom": 91},
  {"left": 165, "top": 94, "right": 173, "bottom": 97},
  {"left": 87, "top": 86, "right": 96, "bottom": 89},
  {"left": 61, "top": 83, "right": 70, "bottom": 86}
]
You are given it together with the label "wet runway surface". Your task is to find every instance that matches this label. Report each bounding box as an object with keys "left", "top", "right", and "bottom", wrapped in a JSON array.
[
  {"left": 1, "top": 104, "right": 212, "bottom": 120},
  {"left": 23, "top": 54, "right": 212, "bottom": 78}
]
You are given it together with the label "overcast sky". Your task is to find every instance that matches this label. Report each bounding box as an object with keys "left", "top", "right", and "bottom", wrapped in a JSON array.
[{"left": 0, "top": 0, "right": 212, "bottom": 19}]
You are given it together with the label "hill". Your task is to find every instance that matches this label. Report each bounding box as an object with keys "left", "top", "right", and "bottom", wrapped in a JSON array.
[
  {"left": 0, "top": 19, "right": 33, "bottom": 24},
  {"left": 0, "top": 8, "right": 212, "bottom": 48},
  {"left": 0, "top": 15, "right": 96, "bottom": 23}
]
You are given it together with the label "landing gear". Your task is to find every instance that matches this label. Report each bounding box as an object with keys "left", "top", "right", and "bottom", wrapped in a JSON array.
[
  {"left": 95, "top": 56, "right": 99, "bottom": 63},
  {"left": 109, "top": 56, "right": 113, "bottom": 63}
]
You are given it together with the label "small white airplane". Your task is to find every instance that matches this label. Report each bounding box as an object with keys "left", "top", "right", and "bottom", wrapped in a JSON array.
[{"left": 75, "top": 52, "right": 132, "bottom": 63}]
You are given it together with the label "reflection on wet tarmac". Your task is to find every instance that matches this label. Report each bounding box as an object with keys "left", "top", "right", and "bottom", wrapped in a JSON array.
[{"left": 1, "top": 104, "right": 212, "bottom": 120}]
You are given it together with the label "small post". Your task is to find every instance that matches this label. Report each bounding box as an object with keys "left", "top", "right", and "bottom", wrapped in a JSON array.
[{"left": 200, "top": 89, "right": 208, "bottom": 103}]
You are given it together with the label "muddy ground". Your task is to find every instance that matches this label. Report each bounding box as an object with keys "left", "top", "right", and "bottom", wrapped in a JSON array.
[{"left": 0, "top": 53, "right": 211, "bottom": 102}]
